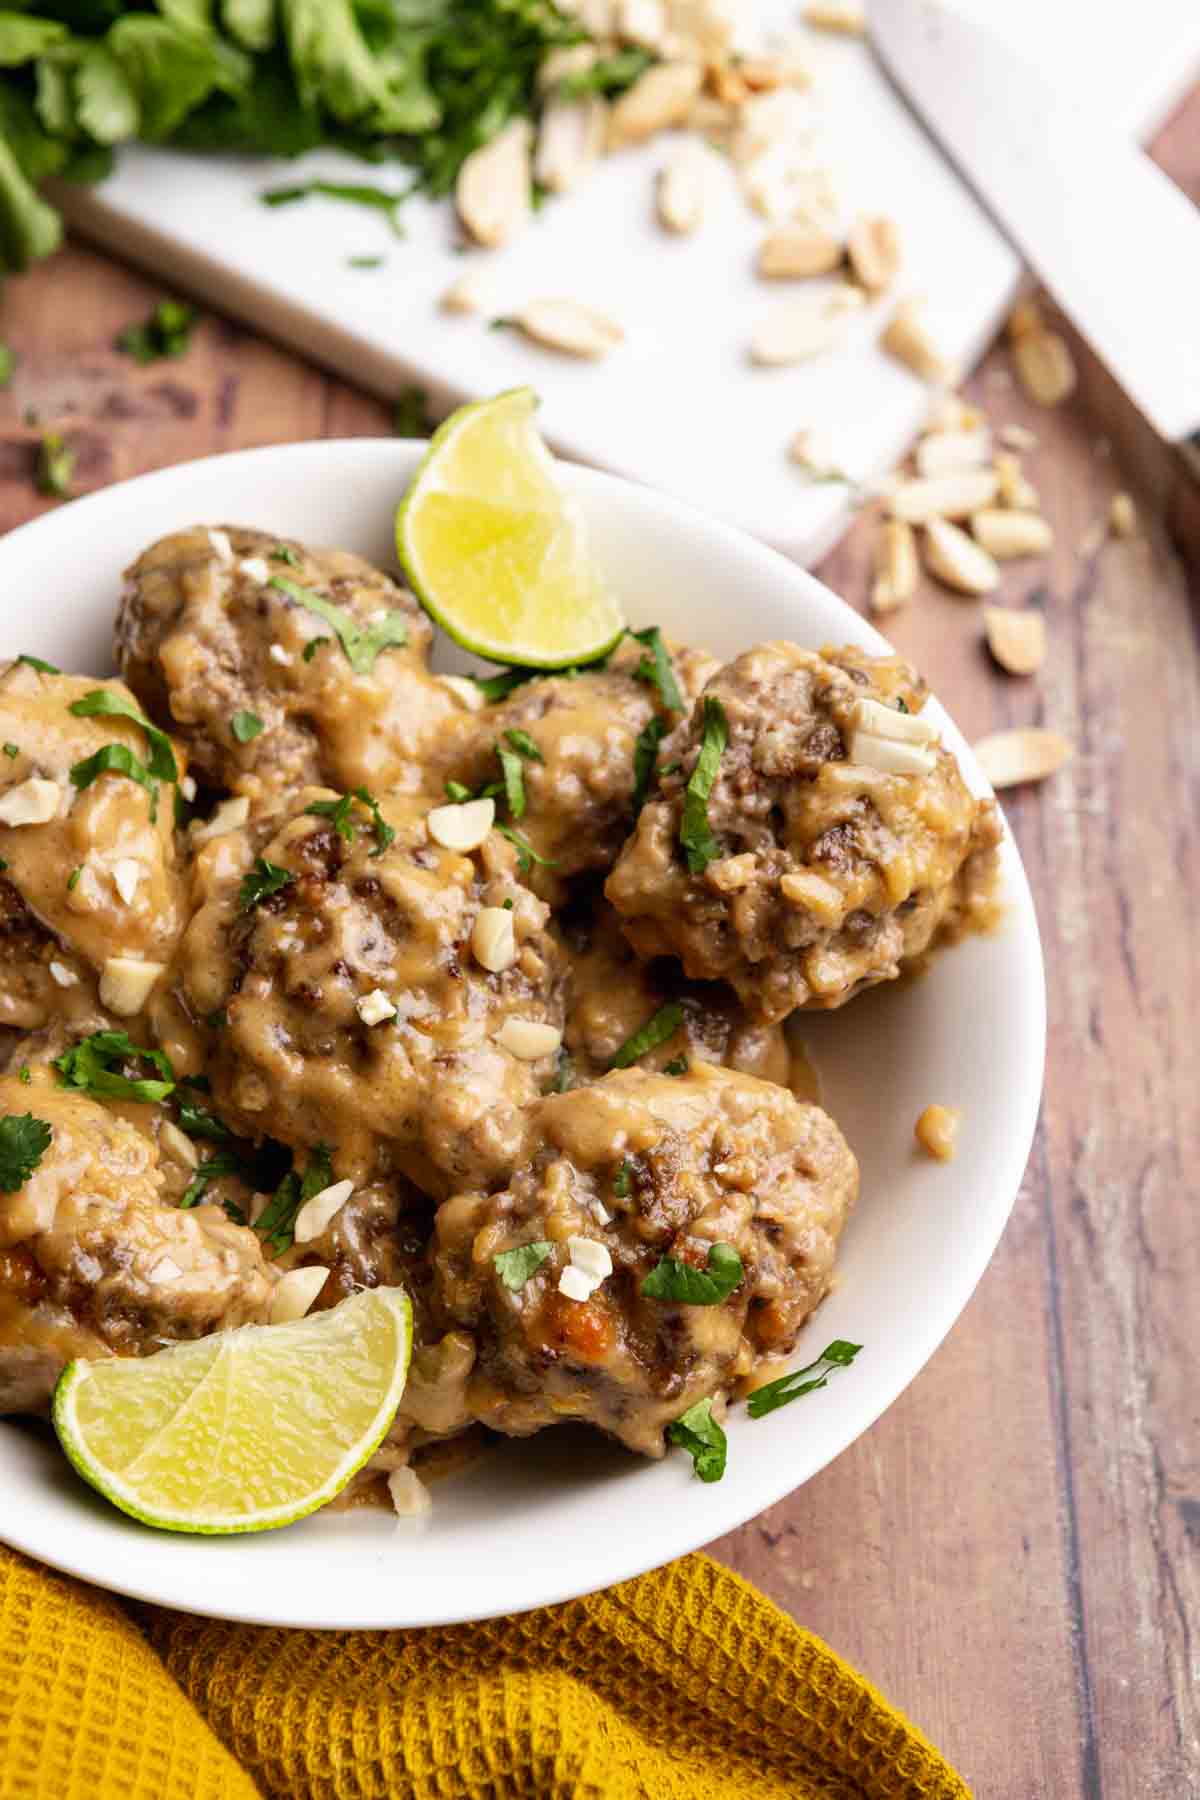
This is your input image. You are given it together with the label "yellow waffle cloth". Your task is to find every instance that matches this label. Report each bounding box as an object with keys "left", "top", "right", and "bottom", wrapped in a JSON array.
[{"left": 0, "top": 1542, "right": 969, "bottom": 1799}]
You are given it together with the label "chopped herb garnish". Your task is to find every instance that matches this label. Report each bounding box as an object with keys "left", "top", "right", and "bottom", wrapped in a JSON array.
[
  {"left": 679, "top": 697, "right": 727, "bottom": 875},
  {"left": 207, "top": 1008, "right": 228, "bottom": 1032},
  {"left": 393, "top": 385, "right": 434, "bottom": 437},
  {"left": 231, "top": 710, "right": 264, "bottom": 743},
  {"left": 666, "top": 1396, "right": 727, "bottom": 1483},
  {"left": 302, "top": 637, "right": 329, "bottom": 662},
  {"left": 0, "top": 1113, "right": 52, "bottom": 1192},
  {"left": 444, "top": 779, "right": 473, "bottom": 803},
  {"left": 494, "top": 1240, "right": 554, "bottom": 1291},
  {"left": 495, "top": 823, "right": 557, "bottom": 874},
  {"left": 17, "top": 1065, "right": 30, "bottom": 1085},
  {"left": 115, "top": 298, "right": 197, "bottom": 365},
  {"left": 489, "top": 315, "right": 516, "bottom": 332},
  {"left": 238, "top": 857, "right": 294, "bottom": 913},
  {"left": 69, "top": 688, "right": 178, "bottom": 781},
  {"left": 0, "top": 344, "right": 16, "bottom": 388},
  {"left": 469, "top": 666, "right": 540, "bottom": 704},
  {"left": 269, "top": 576, "right": 407, "bottom": 675},
  {"left": 36, "top": 432, "right": 75, "bottom": 500},
  {"left": 746, "top": 1339, "right": 864, "bottom": 1419},
  {"left": 632, "top": 716, "right": 667, "bottom": 812},
  {"left": 613, "top": 1160, "right": 633, "bottom": 1198},
  {"left": 557, "top": 45, "right": 654, "bottom": 101},
  {"left": 66, "top": 866, "right": 81, "bottom": 891},
  {"left": 262, "top": 179, "right": 410, "bottom": 238},
  {"left": 2, "top": 743, "right": 17, "bottom": 759},
  {"left": 663, "top": 1056, "right": 689, "bottom": 1077},
  {"left": 553, "top": 1050, "right": 574, "bottom": 1092},
  {"left": 628, "top": 625, "right": 684, "bottom": 713},
  {"left": 305, "top": 787, "right": 394, "bottom": 856},
  {"left": 180, "top": 1151, "right": 242, "bottom": 1210},
  {"left": 497, "top": 744, "right": 527, "bottom": 819},
  {"left": 660, "top": 760, "right": 681, "bottom": 776},
  {"left": 269, "top": 544, "right": 301, "bottom": 567},
  {"left": 896, "top": 698, "right": 909, "bottom": 713},
  {"left": 177, "top": 1095, "right": 231, "bottom": 1142},
  {"left": 504, "top": 728, "right": 543, "bottom": 762},
  {"left": 642, "top": 1243, "right": 743, "bottom": 1306},
  {"left": 502, "top": 897, "right": 514, "bottom": 910},
  {"left": 16, "top": 654, "right": 58, "bottom": 674},
  {"left": 0, "top": 858, "right": 7, "bottom": 870},
  {"left": 53, "top": 1030, "right": 175, "bottom": 1105},
  {"left": 348, "top": 254, "right": 385, "bottom": 269},
  {"left": 253, "top": 1143, "right": 333, "bottom": 1256},
  {"left": 610, "top": 1001, "right": 684, "bottom": 1070},
  {"left": 69, "top": 743, "right": 159, "bottom": 818}
]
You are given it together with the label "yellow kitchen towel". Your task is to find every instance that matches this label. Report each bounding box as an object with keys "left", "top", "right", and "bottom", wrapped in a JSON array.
[{"left": 0, "top": 1542, "right": 969, "bottom": 1800}]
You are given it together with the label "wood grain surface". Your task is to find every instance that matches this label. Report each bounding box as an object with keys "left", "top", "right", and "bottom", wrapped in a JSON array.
[{"left": 0, "top": 89, "right": 1195, "bottom": 1800}]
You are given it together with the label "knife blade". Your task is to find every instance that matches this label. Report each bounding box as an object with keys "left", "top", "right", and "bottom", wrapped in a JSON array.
[{"left": 867, "top": 0, "right": 1200, "bottom": 450}]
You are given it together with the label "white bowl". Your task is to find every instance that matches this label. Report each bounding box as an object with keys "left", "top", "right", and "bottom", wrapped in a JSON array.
[{"left": 0, "top": 440, "right": 1044, "bottom": 1628}]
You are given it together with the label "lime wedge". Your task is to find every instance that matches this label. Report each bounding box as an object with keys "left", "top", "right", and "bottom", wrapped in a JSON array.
[
  {"left": 396, "top": 387, "right": 625, "bottom": 668},
  {"left": 52, "top": 1287, "right": 411, "bottom": 1535}
]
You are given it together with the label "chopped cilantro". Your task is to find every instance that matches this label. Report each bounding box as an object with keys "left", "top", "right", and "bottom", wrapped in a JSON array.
[
  {"left": 896, "top": 697, "right": 909, "bottom": 713},
  {"left": 68, "top": 687, "right": 178, "bottom": 781},
  {"left": 666, "top": 1396, "right": 727, "bottom": 1483},
  {"left": 610, "top": 1001, "right": 684, "bottom": 1070},
  {"left": 253, "top": 1143, "right": 333, "bottom": 1256},
  {"left": 177, "top": 1095, "right": 231, "bottom": 1142},
  {"left": 469, "top": 667, "right": 539, "bottom": 704},
  {"left": 444, "top": 779, "right": 473, "bottom": 803},
  {"left": 231, "top": 710, "right": 264, "bottom": 743},
  {"left": 679, "top": 697, "right": 727, "bottom": 875},
  {"left": 393, "top": 385, "right": 434, "bottom": 437},
  {"left": 305, "top": 787, "right": 393, "bottom": 856},
  {"left": 659, "top": 760, "right": 681, "bottom": 777},
  {"left": 69, "top": 743, "right": 159, "bottom": 819},
  {"left": 642, "top": 1243, "right": 744, "bottom": 1306},
  {"left": 632, "top": 716, "right": 667, "bottom": 812},
  {"left": 628, "top": 625, "right": 684, "bottom": 712},
  {"left": 557, "top": 45, "right": 654, "bottom": 100},
  {"left": 269, "top": 576, "right": 407, "bottom": 676},
  {"left": 16, "top": 655, "right": 58, "bottom": 674},
  {"left": 504, "top": 728, "right": 543, "bottom": 762},
  {"left": 494, "top": 1240, "right": 553, "bottom": 1291},
  {"left": 0, "top": 1113, "right": 52, "bottom": 1192},
  {"left": 553, "top": 1050, "right": 574, "bottom": 1093},
  {"left": 613, "top": 1160, "right": 633, "bottom": 1198},
  {"left": 36, "top": 432, "right": 75, "bottom": 500},
  {"left": 269, "top": 544, "right": 301, "bottom": 567},
  {"left": 115, "top": 298, "right": 197, "bottom": 365},
  {"left": 17, "top": 1065, "right": 30, "bottom": 1085},
  {"left": 262, "top": 179, "right": 410, "bottom": 239},
  {"left": 0, "top": 344, "right": 15, "bottom": 388},
  {"left": 497, "top": 744, "right": 527, "bottom": 819},
  {"left": 66, "top": 865, "right": 81, "bottom": 891},
  {"left": 238, "top": 857, "right": 294, "bottom": 914},
  {"left": 2, "top": 743, "right": 16, "bottom": 758},
  {"left": 348, "top": 254, "right": 384, "bottom": 269},
  {"left": 495, "top": 823, "right": 556, "bottom": 874},
  {"left": 747, "top": 1339, "right": 863, "bottom": 1419},
  {"left": 302, "top": 638, "right": 329, "bottom": 662},
  {"left": 53, "top": 1030, "right": 175, "bottom": 1104},
  {"left": 180, "top": 1151, "right": 242, "bottom": 1209},
  {"left": 663, "top": 1056, "right": 689, "bottom": 1077}
]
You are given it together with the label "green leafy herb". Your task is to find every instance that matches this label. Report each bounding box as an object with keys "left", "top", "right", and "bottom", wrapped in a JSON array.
[
  {"left": 610, "top": 1001, "right": 684, "bottom": 1070},
  {"left": 269, "top": 544, "right": 300, "bottom": 567},
  {"left": 746, "top": 1339, "right": 864, "bottom": 1419},
  {"left": 306, "top": 787, "right": 393, "bottom": 856},
  {"left": 504, "top": 727, "right": 543, "bottom": 762},
  {"left": 553, "top": 1050, "right": 574, "bottom": 1093},
  {"left": 348, "top": 254, "right": 384, "bottom": 269},
  {"left": 628, "top": 625, "right": 684, "bottom": 713},
  {"left": 238, "top": 856, "right": 294, "bottom": 914},
  {"left": 269, "top": 575, "right": 407, "bottom": 675},
  {"left": 115, "top": 297, "right": 196, "bottom": 364},
  {"left": 302, "top": 637, "right": 329, "bottom": 662},
  {"left": 495, "top": 823, "right": 556, "bottom": 874},
  {"left": 68, "top": 687, "right": 178, "bottom": 781},
  {"left": 17, "top": 654, "right": 58, "bottom": 674},
  {"left": 444, "top": 779, "right": 473, "bottom": 803},
  {"left": 177, "top": 1095, "right": 231, "bottom": 1142},
  {"left": 896, "top": 697, "right": 909, "bottom": 713},
  {"left": 469, "top": 666, "right": 539, "bottom": 704},
  {"left": 253, "top": 1142, "right": 333, "bottom": 1256},
  {"left": 36, "top": 431, "right": 74, "bottom": 499},
  {"left": 69, "top": 742, "right": 159, "bottom": 817},
  {"left": 494, "top": 1240, "right": 553, "bottom": 1291},
  {"left": 557, "top": 46, "right": 654, "bottom": 101},
  {"left": 642, "top": 1243, "right": 743, "bottom": 1306},
  {"left": 17, "top": 1064, "right": 30, "bottom": 1084},
  {"left": 262, "top": 178, "right": 410, "bottom": 238},
  {"left": 54, "top": 1030, "right": 175, "bottom": 1104},
  {"left": 0, "top": 343, "right": 16, "bottom": 388},
  {"left": 632, "top": 715, "right": 667, "bottom": 812},
  {"left": 206, "top": 1008, "right": 227, "bottom": 1031},
  {"left": 231, "top": 709, "right": 263, "bottom": 743},
  {"left": 666, "top": 1396, "right": 727, "bottom": 1483},
  {"left": 180, "top": 1150, "right": 241, "bottom": 1209},
  {"left": 0, "top": 1112, "right": 51, "bottom": 1191},
  {"left": 679, "top": 697, "right": 727, "bottom": 875},
  {"left": 393, "top": 385, "right": 434, "bottom": 437},
  {"left": 613, "top": 1160, "right": 633, "bottom": 1198},
  {"left": 663, "top": 1055, "right": 688, "bottom": 1077},
  {"left": 2, "top": 742, "right": 17, "bottom": 759},
  {"left": 66, "top": 864, "right": 81, "bottom": 891},
  {"left": 659, "top": 759, "right": 681, "bottom": 777},
  {"left": 497, "top": 743, "right": 527, "bottom": 820}
]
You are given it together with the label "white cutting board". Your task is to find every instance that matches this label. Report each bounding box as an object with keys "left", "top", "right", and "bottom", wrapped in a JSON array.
[{"left": 55, "top": 0, "right": 1200, "bottom": 566}]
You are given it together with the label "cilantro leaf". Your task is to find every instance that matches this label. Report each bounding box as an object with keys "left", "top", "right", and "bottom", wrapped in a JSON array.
[
  {"left": 662, "top": 1055, "right": 689, "bottom": 1077},
  {"left": 553, "top": 1050, "right": 575, "bottom": 1093},
  {"left": 632, "top": 715, "right": 667, "bottom": 812},
  {"left": 0, "top": 344, "right": 15, "bottom": 388},
  {"left": 494, "top": 1240, "right": 553, "bottom": 1291},
  {"left": 0, "top": 1112, "right": 51, "bottom": 1192},
  {"left": 238, "top": 856, "right": 294, "bottom": 913},
  {"left": 612, "top": 1159, "right": 633, "bottom": 1198},
  {"left": 68, "top": 687, "right": 178, "bottom": 781},
  {"left": 444, "top": 779, "right": 473, "bottom": 803},
  {"left": 36, "top": 431, "right": 74, "bottom": 499},
  {"left": 269, "top": 575, "right": 407, "bottom": 675},
  {"left": 69, "top": 742, "right": 159, "bottom": 817},
  {"left": 642, "top": 1243, "right": 744, "bottom": 1306},
  {"left": 305, "top": 787, "right": 393, "bottom": 856},
  {"left": 628, "top": 625, "right": 684, "bottom": 713},
  {"left": 495, "top": 823, "right": 556, "bottom": 874},
  {"left": 16, "top": 654, "right": 58, "bottom": 674},
  {"left": 254, "top": 1142, "right": 333, "bottom": 1255},
  {"left": 746, "top": 1339, "right": 863, "bottom": 1419},
  {"left": 469, "top": 666, "right": 539, "bottom": 704},
  {"left": 556, "top": 46, "right": 654, "bottom": 101},
  {"left": 504, "top": 728, "right": 543, "bottom": 763},
  {"left": 610, "top": 1001, "right": 683, "bottom": 1070},
  {"left": 54, "top": 1030, "right": 175, "bottom": 1104},
  {"left": 177, "top": 1095, "right": 231, "bottom": 1142},
  {"left": 666, "top": 1396, "right": 727, "bottom": 1483},
  {"left": 231, "top": 710, "right": 263, "bottom": 743},
  {"left": 269, "top": 544, "right": 300, "bottom": 567},
  {"left": 679, "top": 697, "right": 727, "bottom": 875},
  {"left": 180, "top": 1150, "right": 242, "bottom": 1209},
  {"left": 394, "top": 385, "right": 434, "bottom": 437},
  {"left": 116, "top": 297, "right": 197, "bottom": 364},
  {"left": 497, "top": 743, "right": 527, "bottom": 819},
  {"left": 261, "top": 178, "right": 410, "bottom": 239}
]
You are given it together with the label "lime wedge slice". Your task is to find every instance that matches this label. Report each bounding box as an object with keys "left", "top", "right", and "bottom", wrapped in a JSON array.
[
  {"left": 396, "top": 386, "right": 625, "bottom": 668},
  {"left": 52, "top": 1286, "right": 411, "bottom": 1535}
]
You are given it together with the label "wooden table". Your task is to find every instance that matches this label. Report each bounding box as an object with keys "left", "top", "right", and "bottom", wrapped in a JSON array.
[{"left": 1, "top": 94, "right": 1196, "bottom": 1800}]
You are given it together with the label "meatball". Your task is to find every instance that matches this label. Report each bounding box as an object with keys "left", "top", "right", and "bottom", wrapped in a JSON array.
[
  {"left": 0, "top": 1070, "right": 275, "bottom": 1413},
  {"left": 445, "top": 636, "right": 719, "bottom": 892},
  {"left": 430, "top": 1061, "right": 857, "bottom": 1457},
  {"left": 177, "top": 789, "right": 569, "bottom": 1195},
  {"left": 116, "top": 526, "right": 470, "bottom": 806},
  {"left": 0, "top": 659, "right": 188, "bottom": 1030},
  {"left": 606, "top": 641, "right": 1002, "bottom": 1022}
]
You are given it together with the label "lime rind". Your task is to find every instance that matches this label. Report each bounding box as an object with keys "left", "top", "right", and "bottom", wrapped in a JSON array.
[
  {"left": 52, "top": 1287, "right": 412, "bottom": 1535},
  {"left": 396, "top": 387, "right": 626, "bottom": 671}
]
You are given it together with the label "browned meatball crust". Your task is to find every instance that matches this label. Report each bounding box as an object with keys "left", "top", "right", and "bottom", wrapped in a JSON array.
[
  {"left": 116, "top": 526, "right": 471, "bottom": 806},
  {"left": 606, "top": 641, "right": 1001, "bottom": 1022},
  {"left": 430, "top": 1062, "right": 857, "bottom": 1456},
  {"left": 177, "top": 790, "right": 569, "bottom": 1195},
  {"left": 0, "top": 1071, "right": 275, "bottom": 1413}
]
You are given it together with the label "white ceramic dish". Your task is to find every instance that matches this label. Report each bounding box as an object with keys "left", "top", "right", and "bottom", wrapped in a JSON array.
[{"left": 0, "top": 440, "right": 1044, "bottom": 1629}]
